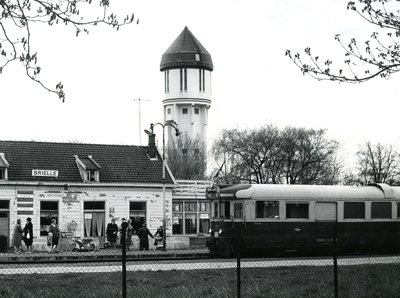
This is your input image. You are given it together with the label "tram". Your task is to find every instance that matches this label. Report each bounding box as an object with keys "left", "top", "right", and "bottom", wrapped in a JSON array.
[{"left": 205, "top": 183, "right": 400, "bottom": 256}]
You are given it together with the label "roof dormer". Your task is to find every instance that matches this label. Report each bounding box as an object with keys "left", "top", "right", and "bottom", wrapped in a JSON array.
[
  {"left": 0, "top": 153, "right": 9, "bottom": 180},
  {"left": 74, "top": 155, "right": 101, "bottom": 182}
]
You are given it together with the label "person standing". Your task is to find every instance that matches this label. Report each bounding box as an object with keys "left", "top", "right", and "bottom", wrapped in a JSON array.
[
  {"left": 106, "top": 218, "right": 118, "bottom": 250},
  {"left": 119, "top": 218, "right": 129, "bottom": 251},
  {"left": 126, "top": 219, "right": 134, "bottom": 251},
  {"left": 23, "top": 217, "right": 33, "bottom": 253},
  {"left": 49, "top": 218, "right": 60, "bottom": 253},
  {"left": 153, "top": 225, "right": 164, "bottom": 249},
  {"left": 137, "top": 223, "right": 154, "bottom": 251},
  {"left": 12, "top": 219, "right": 23, "bottom": 253}
]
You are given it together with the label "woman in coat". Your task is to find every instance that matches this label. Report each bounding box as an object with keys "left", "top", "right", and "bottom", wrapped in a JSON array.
[
  {"left": 106, "top": 218, "right": 118, "bottom": 250},
  {"left": 23, "top": 217, "right": 33, "bottom": 253},
  {"left": 12, "top": 219, "right": 23, "bottom": 253},
  {"left": 49, "top": 218, "right": 60, "bottom": 253}
]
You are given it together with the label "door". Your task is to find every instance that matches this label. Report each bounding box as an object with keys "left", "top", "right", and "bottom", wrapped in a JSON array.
[{"left": 84, "top": 201, "right": 105, "bottom": 247}]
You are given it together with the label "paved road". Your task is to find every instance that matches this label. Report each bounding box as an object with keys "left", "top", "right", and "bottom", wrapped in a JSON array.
[{"left": 1, "top": 255, "right": 399, "bottom": 275}]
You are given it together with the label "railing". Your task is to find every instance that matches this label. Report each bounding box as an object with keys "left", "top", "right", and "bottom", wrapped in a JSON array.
[{"left": 173, "top": 180, "right": 212, "bottom": 198}]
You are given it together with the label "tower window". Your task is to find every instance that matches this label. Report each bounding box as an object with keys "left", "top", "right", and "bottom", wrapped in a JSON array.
[
  {"left": 165, "top": 70, "right": 169, "bottom": 93},
  {"left": 180, "top": 68, "right": 187, "bottom": 91},
  {"left": 195, "top": 54, "right": 200, "bottom": 61},
  {"left": 182, "top": 108, "right": 188, "bottom": 114},
  {"left": 199, "top": 69, "right": 205, "bottom": 92},
  {"left": 194, "top": 108, "right": 199, "bottom": 115},
  {"left": 167, "top": 108, "right": 171, "bottom": 115}
]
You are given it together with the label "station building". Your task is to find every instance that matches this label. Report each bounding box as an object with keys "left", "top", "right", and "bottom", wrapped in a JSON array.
[{"left": 0, "top": 140, "right": 212, "bottom": 251}]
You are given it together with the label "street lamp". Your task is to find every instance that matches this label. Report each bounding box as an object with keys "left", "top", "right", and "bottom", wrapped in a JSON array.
[{"left": 144, "top": 122, "right": 182, "bottom": 251}]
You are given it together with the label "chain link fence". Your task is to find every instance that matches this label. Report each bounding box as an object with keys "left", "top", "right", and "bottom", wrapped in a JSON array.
[{"left": 0, "top": 231, "right": 399, "bottom": 297}]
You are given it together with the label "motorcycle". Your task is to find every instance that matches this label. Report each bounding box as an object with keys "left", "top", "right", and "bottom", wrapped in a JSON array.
[{"left": 68, "top": 236, "right": 97, "bottom": 252}]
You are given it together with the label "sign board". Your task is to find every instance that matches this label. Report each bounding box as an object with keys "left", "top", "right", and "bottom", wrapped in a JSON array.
[{"left": 32, "top": 169, "right": 59, "bottom": 178}]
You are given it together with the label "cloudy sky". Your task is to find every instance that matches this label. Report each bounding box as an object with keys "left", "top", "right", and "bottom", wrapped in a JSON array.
[{"left": 1, "top": 0, "right": 399, "bottom": 169}]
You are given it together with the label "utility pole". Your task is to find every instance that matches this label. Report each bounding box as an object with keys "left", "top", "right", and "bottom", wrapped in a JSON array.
[{"left": 133, "top": 99, "right": 150, "bottom": 145}]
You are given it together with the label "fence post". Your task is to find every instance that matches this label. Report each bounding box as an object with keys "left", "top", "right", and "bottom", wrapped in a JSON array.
[
  {"left": 236, "top": 224, "right": 241, "bottom": 298},
  {"left": 333, "top": 221, "right": 338, "bottom": 298},
  {"left": 121, "top": 222, "right": 127, "bottom": 298}
]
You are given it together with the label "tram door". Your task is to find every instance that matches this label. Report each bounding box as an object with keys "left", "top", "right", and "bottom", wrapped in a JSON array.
[{"left": 315, "top": 202, "right": 337, "bottom": 246}]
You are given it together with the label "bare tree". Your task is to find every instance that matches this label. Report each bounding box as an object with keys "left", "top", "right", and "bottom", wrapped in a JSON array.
[
  {"left": 211, "top": 124, "right": 282, "bottom": 184},
  {"left": 166, "top": 133, "right": 207, "bottom": 180},
  {"left": 286, "top": 0, "right": 400, "bottom": 83},
  {"left": 211, "top": 124, "right": 341, "bottom": 185},
  {"left": 280, "top": 127, "right": 340, "bottom": 184},
  {"left": 0, "top": 0, "right": 136, "bottom": 101},
  {"left": 357, "top": 141, "right": 400, "bottom": 185}
]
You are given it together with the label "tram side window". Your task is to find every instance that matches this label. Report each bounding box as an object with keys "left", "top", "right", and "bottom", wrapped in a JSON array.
[
  {"left": 234, "top": 203, "right": 243, "bottom": 219},
  {"left": 398, "top": 203, "right": 400, "bottom": 219},
  {"left": 371, "top": 202, "right": 391, "bottom": 219},
  {"left": 256, "top": 201, "right": 279, "bottom": 219},
  {"left": 219, "top": 201, "right": 231, "bottom": 219},
  {"left": 344, "top": 202, "right": 365, "bottom": 219},
  {"left": 286, "top": 203, "right": 308, "bottom": 219}
]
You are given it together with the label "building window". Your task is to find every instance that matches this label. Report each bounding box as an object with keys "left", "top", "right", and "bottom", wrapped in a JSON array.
[
  {"left": 0, "top": 169, "right": 6, "bottom": 180},
  {"left": 0, "top": 201, "right": 9, "bottom": 209},
  {"left": 199, "top": 202, "right": 210, "bottom": 234},
  {"left": 344, "top": 202, "right": 365, "bottom": 219},
  {"left": 286, "top": 203, "right": 309, "bottom": 219},
  {"left": 194, "top": 108, "right": 199, "bottom": 115},
  {"left": 167, "top": 108, "right": 171, "bottom": 115},
  {"left": 130, "top": 202, "right": 146, "bottom": 234},
  {"left": 84, "top": 201, "right": 105, "bottom": 237},
  {"left": 182, "top": 108, "right": 188, "bottom": 114},
  {"left": 173, "top": 201, "right": 211, "bottom": 235},
  {"left": 40, "top": 201, "right": 58, "bottom": 236},
  {"left": 371, "top": 202, "right": 391, "bottom": 219},
  {"left": 180, "top": 68, "right": 187, "bottom": 91},
  {"left": 256, "top": 201, "right": 279, "bottom": 219},
  {"left": 173, "top": 202, "right": 183, "bottom": 234},
  {"left": 182, "top": 148, "right": 188, "bottom": 155},
  {"left": 87, "top": 170, "right": 97, "bottom": 182}
]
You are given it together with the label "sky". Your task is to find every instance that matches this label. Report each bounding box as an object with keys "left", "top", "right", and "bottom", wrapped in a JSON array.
[{"left": 1, "top": 0, "right": 399, "bottom": 171}]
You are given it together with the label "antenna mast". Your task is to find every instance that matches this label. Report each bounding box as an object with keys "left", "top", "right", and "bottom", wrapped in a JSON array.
[{"left": 133, "top": 99, "right": 150, "bottom": 145}]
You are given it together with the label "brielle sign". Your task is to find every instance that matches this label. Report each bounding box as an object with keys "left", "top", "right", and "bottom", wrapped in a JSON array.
[{"left": 32, "top": 169, "right": 59, "bottom": 178}]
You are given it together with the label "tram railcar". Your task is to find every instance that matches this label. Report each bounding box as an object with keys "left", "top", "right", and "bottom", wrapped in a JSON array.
[{"left": 205, "top": 183, "right": 400, "bottom": 256}]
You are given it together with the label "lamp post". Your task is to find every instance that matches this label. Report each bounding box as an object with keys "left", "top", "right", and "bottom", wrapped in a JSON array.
[{"left": 144, "top": 122, "right": 182, "bottom": 251}]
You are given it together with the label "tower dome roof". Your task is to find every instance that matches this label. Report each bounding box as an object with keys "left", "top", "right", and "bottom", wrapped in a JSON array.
[{"left": 160, "top": 26, "right": 213, "bottom": 71}]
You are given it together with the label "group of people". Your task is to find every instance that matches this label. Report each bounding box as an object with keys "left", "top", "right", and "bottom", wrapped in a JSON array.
[
  {"left": 12, "top": 217, "right": 33, "bottom": 253},
  {"left": 12, "top": 217, "right": 60, "bottom": 253},
  {"left": 106, "top": 218, "right": 164, "bottom": 251},
  {"left": 13, "top": 216, "right": 161, "bottom": 253}
]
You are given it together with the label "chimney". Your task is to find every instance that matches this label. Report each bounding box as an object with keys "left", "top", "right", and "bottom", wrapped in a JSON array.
[{"left": 148, "top": 133, "right": 157, "bottom": 159}]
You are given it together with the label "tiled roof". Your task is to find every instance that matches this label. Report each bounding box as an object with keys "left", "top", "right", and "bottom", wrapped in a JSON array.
[
  {"left": 0, "top": 141, "right": 172, "bottom": 184},
  {"left": 160, "top": 26, "right": 213, "bottom": 71}
]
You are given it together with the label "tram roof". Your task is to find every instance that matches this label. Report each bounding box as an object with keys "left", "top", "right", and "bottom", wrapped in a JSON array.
[{"left": 219, "top": 184, "right": 400, "bottom": 201}]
